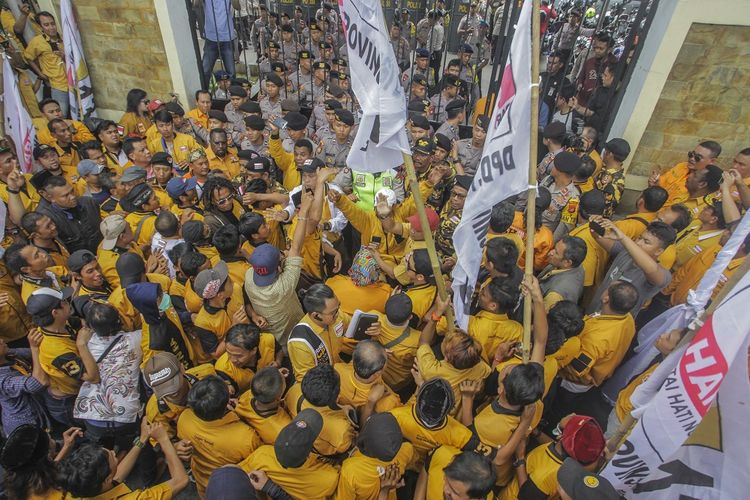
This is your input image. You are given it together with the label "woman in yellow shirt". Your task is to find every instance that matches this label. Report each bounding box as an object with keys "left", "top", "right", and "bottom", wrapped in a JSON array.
[{"left": 119, "top": 88, "right": 152, "bottom": 137}]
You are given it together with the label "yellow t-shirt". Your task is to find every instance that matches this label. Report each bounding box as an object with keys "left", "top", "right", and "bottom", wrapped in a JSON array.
[
  {"left": 147, "top": 132, "right": 201, "bottom": 167},
  {"left": 234, "top": 392, "right": 292, "bottom": 445},
  {"left": 214, "top": 332, "right": 277, "bottom": 394},
  {"left": 38, "top": 325, "right": 83, "bottom": 396},
  {"left": 119, "top": 112, "right": 152, "bottom": 137},
  {"left": 325, "top": 274, "right": 392, "bottom": 316},
  {"left": 67, "top": 481, "right": 172, "bottom": 499},
  {"left": 415, "top": 343, "right": 491, "bottom": 416},
  {"left": 96, "top": 242, "right": 144, "bottom": 290},
  {"left": 193, "top": 304, "right": 232, "bottom": 357},
  {"left": 176, "top": 409, "right": 261, "bottom": 496},
  {"left": 335, "top": 443, "right": 415, "bottom": 500},
  {"left": 207, "top": 145, "right": 241, "bottom": 178},
  {"left": 334, "top": 362, "right": 401, "bottom": 414},
  {"left": 287, "top": 312, "right": 350, "bottom": 383},
  {"left": 497, "top": 442, "right": 565, "bottom": 500},
  {"left": 239, "top": 445, "right": 339, "bottom": 499},
  {"left": 124, "top": 212, "right": 157, "bottom": 247},
  {"left": 405, "top": 283, "right": 437, "bottom": 325},
  {"left": 24, "top": 34, "right": 67, "bottom": 90},
  {"left": 439, "top": 311, "right": 522, "bottom": 364},
  {"left": 372, "top": 312, "right": 421, "bottom": 390}
]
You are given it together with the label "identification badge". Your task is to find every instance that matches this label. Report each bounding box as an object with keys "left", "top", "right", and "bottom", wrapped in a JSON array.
[
  {"left": 560, "top": 197, "right": 579, "bottom": 225},
  {"left": 334, "top": 320, "right": 345, "bottom": 337}
]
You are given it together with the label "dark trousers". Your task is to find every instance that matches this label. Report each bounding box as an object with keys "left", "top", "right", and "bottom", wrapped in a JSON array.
[
  {"left": 544, "top": 382, "right": 612, "bottom": 432},
  {"left": 43, "top": 391, "right": 76, "bottom": 428},
  {"left": 429, "top": 51, "right": 443, "bottom": 82}
]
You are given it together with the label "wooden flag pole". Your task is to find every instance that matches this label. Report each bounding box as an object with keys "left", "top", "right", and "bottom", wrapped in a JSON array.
[
  {"left": 522, "top": 0, "right": 541, "bottom": 363},
  {"left": 402, "top": 152, "right": 455, "bottom": 333},
  {"left": 602, "top": 254, "right": 750, "bottom": 464}
]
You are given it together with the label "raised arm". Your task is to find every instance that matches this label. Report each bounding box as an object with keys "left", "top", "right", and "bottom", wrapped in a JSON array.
[
  {"left": 599, "top": 218, "right": 668, "bottom": 286},
  {"left": 288, "top": 190, "right": 312, "bottom": 258},
  {"left": 521, "top": 276, "right": 548, "bottom": 365},
  {"left": 75, "top": 325, "right": 100, "bottom": 384}
]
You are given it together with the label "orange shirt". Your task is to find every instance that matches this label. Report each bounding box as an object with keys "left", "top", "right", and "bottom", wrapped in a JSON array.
[
  {"left": 658, "top": 161, "right": 690, "bottom": 205},
  {"left": 325, "top": 274, "right": 392, "bottom": 316},
  {"left": 511, "top": 212, "right": 554, "bottom": 272},
  {"left": 187, "top": 108, "right": 210, "bottom": 130}
]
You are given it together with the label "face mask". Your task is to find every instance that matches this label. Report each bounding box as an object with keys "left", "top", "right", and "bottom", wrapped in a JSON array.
[{"left": 158, "top": 293, "right": 171, "bottom": 312}]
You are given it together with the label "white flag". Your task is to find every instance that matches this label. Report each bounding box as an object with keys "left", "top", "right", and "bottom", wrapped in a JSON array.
[
  {"left": 339, "top": 0, "right": 411, "bottom": 173},
  {"left": 601, "top": 268, "right": 750, "bottom": 497},
  {"left": 60, "top": 0, "right": 96, "bottom": 120},
  {"left": 2, "top": 57, "right": 36, "bottom": 172},
  {"left": 450, "top": 0, "right": 533, "bottom": 329}
]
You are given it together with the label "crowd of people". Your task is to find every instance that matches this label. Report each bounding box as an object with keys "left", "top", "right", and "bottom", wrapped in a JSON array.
[{"left": 0, "top": 0, "right": 747, "bottom": 499}]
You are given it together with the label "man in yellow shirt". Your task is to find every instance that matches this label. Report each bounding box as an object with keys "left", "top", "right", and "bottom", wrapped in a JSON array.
[
  {"left": 373, "top": 293, "right": 422, "bottom": 392},
  {"left": 142, "top": 352, "right": 217, "bottom": 442},
  {"left": 206, "top": 128, "right": 241, "bottom": 178},
  {"left": 285, "top": 364, "right": 357, "bottom": 459},
  {"left": 4, "top": 243, "right": 61, "bottom": 304},
  {"left": 335, "top": 340, "right": 401, "bottom": 422},
  {"left": 187, "top": 90, "right": 212, "bottom": 132},
  {"left": 268, "top": 120, "right": 313, "bottom": 191},
  {"left": 667, "top": 164, "right": 723, "bottom": 220},
  {"left": 336, "top": 412, "right": 415, "bottom": 500},
  {"left": 239, "top": 409, "right": 340, "bottom": 498},
  {"left": 176, "top": 376, "right": 261, "bottom": 496},
  {"left": 33, "top": 98, "right": 95, "bottom": 147},
  {"left": 651, "top": 141, "right": 721, "bottom": 205},
  {"left": 47, "top": 118, "right": 80, "bottom": 181},
  {"left": 23, "top": 11, "right": 68, "bottom": 115},
  {"left": 235, "top": 366, "right": 292, "bottom": 444},
  {"left": 215, "top": 324, "right": 281, "bottom": 395},
  {"left": 0, "top": 146, "right": 39, "bottom": 211},
  {"left": 673, "top": 201, "right": 726, "bottom": 270},
  {"left": 614, "top": 186, "right": 668, "bottom": 240},
  {"left": 288, "top": 283, "right": 362, "bottom": 382},
  {"left": 120, "top": 183, "right": 160, "bottom": 247},
  {"left": 417, "top": 447, "right": 498, "bottom": 500},
  {"left": 147, "top": 110, "right": 201, "bottom": 171}
]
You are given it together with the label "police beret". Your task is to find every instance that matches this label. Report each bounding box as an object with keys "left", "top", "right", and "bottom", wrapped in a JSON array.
[
  {"left": 409, "top": 113, "right": 430, "bottom": 130},
  {"left": 553, "top": 151, "right": 583, "bottom": 174},
  {"left": 284, "top": 111, "right": 308, "bottom": 131},
  {"left": 454, "top": 174, "right": 472, "bottom": 191},
  {"left": 543, "top": 121, "right": 567, "bottom": 140},
  {"left": 333, "top": 58, "right": 347, "bottom": 67},
  {"left": 413, "top": 138, "right": 434, "bottom": 154},
  {"left": 337, "top": 73, "right": 349, "bottom": 81},
  {"left": 461, "top": 43, "right": 474, "bottom": 54},
  {"left": 208, "top": 110, "right": 228, "bottom": 122},
  {"left": 324, "top": 99, "right": 343, "bottom": 111},
  {"left": 270, "top": 62, "right": 287, "bottom": 72},
  {"left": 151, "top": 152, "right": 173, "bottom": 167},
  {"left": 237, "top": 149, "right": 259, "bottom": 162},
  {"left": 416, "top": 48, "right": 430, "bottom": 58},
  {"left": 335, "top": 108, "right": 354, "bottom": 126},
  {"left": 319, "top": 42, "right": 332, "bottom": 49},
  {"left": 329, "top": 70, "right": 340, "bottom": 80},
  {"left": 412, "top": 75, "right": 428, "bottom": 87},
  {"left": 309, "top": 22, "right": 320, "bottom": 31},
  {"left": 239, "top": 101, "right": 261, "bottom": 114},
  {"left": 268, "top": 40, "right": 280, "bottom": 49},
  {"left": 266, "top": 73, "right": 284, "bottom": 87},
  {"left": 408, "top": 98, "right": 430, "bottom": 113},
  {"left": 298, "top": 50, "right": 312, "bottom": 60},
  {"left": 244, "top": 115, "right": 266, "bottom": 131},
  {"left": 281, "top": 24, "right": 293, "bottom": 32},
  {"left": 313, "top": 61, "right": 330, "bottom": 71},
  {"left": 605, "top": 138, "right": 631, "bottom": 160},
  {"left": 446, "top": 99, "right": 466, "bottom": 111},
  {"left": 434, "top": 133, "right": 451, "bottom": 152},
  {"left": 443, "top": 75, "right": 461, "bottom": 87},
  {"left": 327, "top": 84, "right": 345, "bottom": 98},
  {"left": 476, "top": 115, "right": 490, "bottom": 130}
]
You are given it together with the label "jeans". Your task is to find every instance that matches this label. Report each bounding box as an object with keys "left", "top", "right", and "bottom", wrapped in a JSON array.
[
  {"left": 202, "top": 39, "right": 235, "bottom": 83},
  {"left": 50, "top": 88, "right": 69, "bottom": 118}
]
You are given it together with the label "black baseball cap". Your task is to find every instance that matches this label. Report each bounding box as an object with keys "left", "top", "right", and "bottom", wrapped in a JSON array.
[
  {"left": 67, "top": 249, "right": 97, "bottom": 274},
  {"left": 151, "top": 152, "right": 173, "bottom": 167},
  {"left": 274, "top": 409, "right": 323, "bottom": 468},
  {"left": 415, "top": 378, "right": 454, "bottom": 428},
  {"left": 299, "top": 157, "right": 324, "bottom": 173},
  {"left": 356, "top": 412, "right": 403, "bottom": 462},
  {"left": 26, "top": 287, "right": 73, "bottom": 316},
  {"left": 543, "top": 121, "right": 567, "bottom": 141}
]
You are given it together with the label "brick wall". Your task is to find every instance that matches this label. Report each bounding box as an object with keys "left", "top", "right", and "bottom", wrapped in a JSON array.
[
  {"left": 629, "top": 23, "right": 750, "bottom": 177},
  {"left": 51, "top": 0, "right": 174, "bottom": 114}
]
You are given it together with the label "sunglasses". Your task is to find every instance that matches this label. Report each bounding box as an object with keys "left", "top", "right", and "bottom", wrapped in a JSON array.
[
  {"left": 141, "top": 99, "right": 150, "bottom": 105},
  {"left": 688, "top": 150, "right": 703, "bottom": 162}
]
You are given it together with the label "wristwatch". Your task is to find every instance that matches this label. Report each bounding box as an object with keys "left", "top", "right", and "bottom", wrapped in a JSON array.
[{"left": 512, "top": 458, "right": 526, "bottom": 468}]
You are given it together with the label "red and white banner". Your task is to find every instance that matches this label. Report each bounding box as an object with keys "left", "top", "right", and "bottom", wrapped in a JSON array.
[
  {"left": 450, "top": 0, "right": 533, "bottom": 328},
  {"left": 339, "top": 0, "right": 411, "bottom": 173},
  {"left": 601, "top": 267, "right": 750, "bottom": 498},
  {"left": 61, "top": 0, "right": 96, "bottom": 120},
  {"left": 2, "top": 57, "right": 35, "bottom": 172}
]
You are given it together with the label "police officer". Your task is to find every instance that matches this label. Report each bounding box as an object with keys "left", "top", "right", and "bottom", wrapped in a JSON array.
[
  {"left": 435, "top": 99, "right": 465, "bottom": 142},
  {"left": 430, "top": 75, "right": 460, "bottom": 122},
  {"left": 537, "top": 151, "right": 582, "bottom": 237},
  {"left": 279, "top": 24, "right": 298, "bottom": 70},
  {"left": 304, "top": 61, "right": 330, "bottom": 106},
  {"left": 240, "top": 116, "right": 269, "bottom": 157},
  {"left": 322, "top": 108, "right": 355, "bottom": 175},
  {"left": 454, "top": 115, "right": 489, "bottom": 176},
  {"left": 258, "top": 40, "right": 282, "bottom": 80},
  {"left": 310, "top": 98, "right": 342, "bottom": 144},
  {"left": 259, "top": 74, "right": 284, "bottom": 120},
  {"left": 288, "top": 50, "right": 314, "bottom": 103}
]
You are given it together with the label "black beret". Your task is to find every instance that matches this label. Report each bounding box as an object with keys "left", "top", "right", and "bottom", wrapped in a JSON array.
[
  {"left": 266, "top": 73, "right": 284, "bottom": 87},
  {"left": 284, "top": 111, "right": 308, "bottom": 131},
  {"left": 409, "top": 113, "right": 430, "bottom": 130},
  {"left": 244, "top": 115, "right": 266, "bottom": 131},
  {"left": 324, "top": 99, "right": 343, "bottom": 111},
  {"left": 553, "top": 151, "right": 583, "bottom": 174},
  {"left": 238, "top": 101, "right": 261, "bottom": 113},
  {"left": 434, "top": 133, "right": 451, "bottom": 152},
  {"left": 605, "top": 138, "right": 631, "bottom": 160},
  {"left": 335, "top": 108, "right": 354, "bottom": 126},
  {"left": 228, "top": 85, "right": 247, "bottom": 98},
  {"left": 413, "top": 138, "right": 434, "bottom": 154},
  {"left": 208, "top": 110, "right": 228, "bottom": 122},
  {"left": 543, "top": 121, "right": 567, "bottom": 140},
  {"left": 454, "top": 174, "right": 472, "bottom": 191},
  {"left": 298, "top": 50, "right": 312, "bottom": 60},
  {"left": 476, "top": 115, "right": 490, "bottom": 130},
  {"left": 446, "top": 99, "right": 466, "bottom": 111},
  {"left": 408, "top": 98, "right": 430, "bottom": 113}
]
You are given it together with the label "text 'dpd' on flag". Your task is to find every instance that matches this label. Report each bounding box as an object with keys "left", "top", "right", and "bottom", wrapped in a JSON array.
[{"left": 450, "top": 0, "right": 534, "bottom": 329}]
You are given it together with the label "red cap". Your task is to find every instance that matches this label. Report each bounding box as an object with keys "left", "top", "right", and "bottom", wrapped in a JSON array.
[
  {"left": 560, "top": 415, "right": 605, "bottom": 465},
  {"left": 407, "top": 208, "right": 439, "bottom": 233},
  {"left": 147, "top": 99, "right": 164, "bottom": 113}
]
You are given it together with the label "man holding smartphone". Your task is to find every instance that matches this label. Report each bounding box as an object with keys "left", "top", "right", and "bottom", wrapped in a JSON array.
[{"left": 24, "top": 11, "right": 69, "bottom": 116}]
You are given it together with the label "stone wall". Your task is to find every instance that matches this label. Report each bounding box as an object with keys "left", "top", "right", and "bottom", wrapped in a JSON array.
[
  {"left": 50, "top": 0, "right": 174, "bottom": 115},
  {"left": 628, "top": 23, "right": 750, "bottom": 177}
]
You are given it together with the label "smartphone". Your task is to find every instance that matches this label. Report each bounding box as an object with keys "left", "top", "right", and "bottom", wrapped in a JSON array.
[
  {"left": 272, "top": 117, "right": 288, "bottom": 130},
  {"left": 371, "top": 235, "right": 382, "bottom": 245},
  {"left": 590, "top": 220, "right": 606, "bottom": 237}
]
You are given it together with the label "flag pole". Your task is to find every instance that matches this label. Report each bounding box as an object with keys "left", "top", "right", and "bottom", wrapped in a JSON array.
[
  {"left": 402, "top": 152, "right": 455, "bottom": 333},
  {"left": 601, "top": 254, "right": 750, "bottom": 464},
  {"left": 522, "top": 0, "right": 541, "bottom": 363}
]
